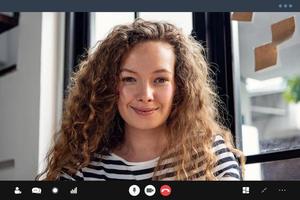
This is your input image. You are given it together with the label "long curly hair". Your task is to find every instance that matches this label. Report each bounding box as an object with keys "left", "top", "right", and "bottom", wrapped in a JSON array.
[{"left": 37, "top": 18, "right": 244, "bottom": 180}]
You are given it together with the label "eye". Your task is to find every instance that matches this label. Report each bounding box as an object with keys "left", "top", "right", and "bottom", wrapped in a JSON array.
[
  {"left": 121, "top": 77, "right": 136, "bottom": 83},
  {"left": 154, "top": 77, "right": 168, "bottom": 84}
]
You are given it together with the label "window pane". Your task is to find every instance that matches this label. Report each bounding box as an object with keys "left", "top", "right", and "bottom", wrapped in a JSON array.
[
  {"left": 245, "top": 157, "right": 300, "bottom": 180},
  {"left": 91, "top": 12, "right": 135, "bottom": 46},
  {"left": 232, "top": 12, "right": 300, "bottom": 156},
  {"left": 139, "top": 12, "right": 193, "bottom": 35}
]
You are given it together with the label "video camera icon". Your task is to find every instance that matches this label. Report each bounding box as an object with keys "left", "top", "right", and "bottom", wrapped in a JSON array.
[{"left": 144, "top": 185, "right": 156, "bottom": 196}]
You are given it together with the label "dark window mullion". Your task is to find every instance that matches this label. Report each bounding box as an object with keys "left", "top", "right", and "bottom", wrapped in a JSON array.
[
  {"left": 246, "top": 149, "right": 300, "bottom": 164},
  {"left": 193, "top": 12, "right": 236, "bottom": 137},
  {"left": 64, "top": 12, "right": 90, "bottom": 97},
  {"left": 135, "top": 12, "right": 139, "bottom": 19}
]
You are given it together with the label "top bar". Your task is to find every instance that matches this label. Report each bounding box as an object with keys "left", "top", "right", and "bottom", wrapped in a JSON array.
[{"left": 0, "top": 0, "right": 299, "bottom": 11}]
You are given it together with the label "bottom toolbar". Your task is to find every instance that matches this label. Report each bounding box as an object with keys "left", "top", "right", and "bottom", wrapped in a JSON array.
[{"left": 1, "top": 181, "right": 299, "bottom": 200}]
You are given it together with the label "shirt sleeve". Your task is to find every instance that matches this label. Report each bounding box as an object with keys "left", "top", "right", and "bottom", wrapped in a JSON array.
[
  {"left": 212, "top": 135, "right": 242, "bottom": 181},
  {"left": 58, "top": 169, "right": 84, "bottom": 181}
]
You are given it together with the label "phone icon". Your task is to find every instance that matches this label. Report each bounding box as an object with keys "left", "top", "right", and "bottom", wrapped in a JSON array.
[
  {"left": 160, "top": 185, "right": 171, "bottom": 197},
  {"left": 162, "top": 188, "right": 170, "bottom": 193}
]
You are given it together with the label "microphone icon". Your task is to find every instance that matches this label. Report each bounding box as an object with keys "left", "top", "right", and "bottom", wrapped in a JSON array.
[{"left": 129, "top": 185, "right": 140, "bottom": 196}]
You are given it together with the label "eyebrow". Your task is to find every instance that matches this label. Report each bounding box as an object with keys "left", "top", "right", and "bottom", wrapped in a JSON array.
[{"left": 121, "top": 68, "right": 172, "bottom": 74}]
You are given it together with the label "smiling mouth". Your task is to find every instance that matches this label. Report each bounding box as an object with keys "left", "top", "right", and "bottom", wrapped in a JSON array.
[{"left": 130, "top": 106, "right": 159, "bottom": 116}]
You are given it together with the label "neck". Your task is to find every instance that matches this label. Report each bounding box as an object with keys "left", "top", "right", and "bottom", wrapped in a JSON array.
[{"left": 114, "top": 124, "right": 168, "bottom": 162}]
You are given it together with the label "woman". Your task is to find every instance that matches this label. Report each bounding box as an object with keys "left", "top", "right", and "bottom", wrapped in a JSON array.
[{"left": 38, "top": 18, "right": 244, "bottom": 181}]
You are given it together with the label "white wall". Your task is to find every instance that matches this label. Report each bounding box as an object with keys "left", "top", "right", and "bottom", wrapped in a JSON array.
[
  {"left": 0, "top": 12, "right": 64, "bottom": 180},
  {"left": 7, "top": 27, "right": 19, "bottom": 66},
  {"left": 0, "top": 32, "right": 8, "bottom": 66},
  {"left": 0, "top": 13, "right": 42, "bottom": 180},
  {"left": 38, "top": 12, "right": 65, "bottom": 176},
  {"left": 238, "top": 12, "right": 300, "bottom": 80}
]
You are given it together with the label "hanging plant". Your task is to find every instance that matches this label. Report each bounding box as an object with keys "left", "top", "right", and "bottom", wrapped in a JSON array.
[{"left": 283, "top": 76, "right": 300, "bottom": 103}]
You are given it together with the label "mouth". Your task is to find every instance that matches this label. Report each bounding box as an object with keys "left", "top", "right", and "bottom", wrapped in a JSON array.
[{"left": 130, "top": 106, "right": 159, "bottom": 116}]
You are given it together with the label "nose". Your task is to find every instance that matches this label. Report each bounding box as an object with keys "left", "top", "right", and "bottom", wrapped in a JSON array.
[{"left": 136, "top": 82, "right": 154, "bottom": 102}]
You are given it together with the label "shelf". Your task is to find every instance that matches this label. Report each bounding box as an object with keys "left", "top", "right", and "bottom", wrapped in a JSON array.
[
  {"left": 0, "top": 64, "right": 17, "bottom": 77},
  {"left": 0, "top": 13, "right": 18, "bottom": 34},
  {"left": 251, "top": 105, "right": 286, "bottom": 116},
  {"left": 249, "top": 88, "right": 285, "bottom": 97},
  {"left": 0, "top": 158, "right": 14, "bottom": 169}
]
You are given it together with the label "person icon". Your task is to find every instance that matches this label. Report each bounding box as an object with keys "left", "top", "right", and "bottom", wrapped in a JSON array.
[{"left": 14, "top": 187, "right": 22, "bottom": 194}]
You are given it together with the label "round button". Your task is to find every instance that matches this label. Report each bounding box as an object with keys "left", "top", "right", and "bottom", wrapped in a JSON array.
[
  {"left": 52, "top": 187, "right": 58, "bottom": 194},
  {"left": 160, "top": 185, "right": 171, "bottom": 197},
  {"left": 129, "top": 185, "right": 140, "bottom": 196},
  {"left": 144, "top": 185, "right": 156, "bottom": 196}
]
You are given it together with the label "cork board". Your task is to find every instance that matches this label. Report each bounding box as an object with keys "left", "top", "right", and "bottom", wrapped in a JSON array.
[
  {"left": 231, "top": 12, "right": 253, "bottom": 22},
  {"left": 255, "top": 43, "right": 277, "bottom": 71},
  {"left": 271, "top": 16, "right": 295, "bottom": 45}
]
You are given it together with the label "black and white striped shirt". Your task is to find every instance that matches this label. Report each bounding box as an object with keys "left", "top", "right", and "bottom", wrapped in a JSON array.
[{"left": 59, "top": 135, "right": 241, "bottom": 181}]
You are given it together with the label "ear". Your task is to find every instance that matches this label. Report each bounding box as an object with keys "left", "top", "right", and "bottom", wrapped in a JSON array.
[
  {"left": 115, "top": 90, "right": 121, "bottom": 102},
  {"left": 115, "top": 85, "right": 120, "bottom": 95}
]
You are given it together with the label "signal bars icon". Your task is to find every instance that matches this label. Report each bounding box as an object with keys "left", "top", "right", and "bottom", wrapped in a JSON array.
[{"left": 70, "top": 187, "right": 77, "bottom": 194}]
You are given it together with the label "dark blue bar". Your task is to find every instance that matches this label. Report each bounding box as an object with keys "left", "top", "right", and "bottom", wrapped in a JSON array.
[
  {"left": 1, "top": 181, "right": 300, "bottom": 200},
  {"left": 0, "top": 0, "right": 299, "bottom": 11}
]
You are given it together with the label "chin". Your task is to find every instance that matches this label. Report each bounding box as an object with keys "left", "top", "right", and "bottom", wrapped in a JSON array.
[{"left": 128, "top": 121, "right": 163, "bottom": 130}]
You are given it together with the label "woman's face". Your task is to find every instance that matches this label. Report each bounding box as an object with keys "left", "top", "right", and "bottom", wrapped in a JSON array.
[{"left": 118, "top": 41, "right": 176, "bottom": 131}]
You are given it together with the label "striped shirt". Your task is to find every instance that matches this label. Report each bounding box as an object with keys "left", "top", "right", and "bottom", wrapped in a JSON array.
[{"left": 59, "top": 135, "right": 241, "bottom": 181}]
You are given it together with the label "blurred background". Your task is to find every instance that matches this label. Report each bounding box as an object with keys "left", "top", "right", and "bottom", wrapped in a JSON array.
[{"left": 0, "top": 12, "right": 299, "bottom": 180}]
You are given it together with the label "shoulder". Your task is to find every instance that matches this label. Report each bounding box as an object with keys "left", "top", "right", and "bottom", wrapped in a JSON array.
[
  {"left": 58, "top": 152, "right": 138, "bottom": 181},
  {"left": 58, "top": 169, "right": 84, "bottom": 181},
  {"left": 57, "top": 153, "right": 110, "bottom": 181},
  {"left": 212, "top": 134, "right": 242, "bottom": 180}
]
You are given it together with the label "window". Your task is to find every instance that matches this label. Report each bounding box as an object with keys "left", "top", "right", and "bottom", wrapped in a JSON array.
[
  {"left": 138, "top": 12, "right": 193, "bottom": 35},
  {"left": 91, "top": 12, "right": 135, "bottom": 47},
  {"left": 231, "top": 12, "right": 300, "bottom": 180}
]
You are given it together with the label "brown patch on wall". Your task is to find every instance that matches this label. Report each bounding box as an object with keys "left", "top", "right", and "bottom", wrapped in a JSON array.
[
  {"left": 271, "top": 16, "right": 295, "bottom": 45},
  {"left": 255, "top": 43, "right": 277, "bottom": 71},
  {"left": 231, "top": 12, "right": 253, "bottom": 22}
]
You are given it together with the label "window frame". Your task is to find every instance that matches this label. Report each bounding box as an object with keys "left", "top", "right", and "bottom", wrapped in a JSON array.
[
  {"left": 192, "top": 12, "right": 300, "bottom": 165},
  {"left": 64, "top": 12, "right": 300, "bottom": 166}
]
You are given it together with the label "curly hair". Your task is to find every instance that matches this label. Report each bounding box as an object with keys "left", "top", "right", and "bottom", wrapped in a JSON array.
[{"left": 37, "top": 18, "right": 244, "bottom": 180}]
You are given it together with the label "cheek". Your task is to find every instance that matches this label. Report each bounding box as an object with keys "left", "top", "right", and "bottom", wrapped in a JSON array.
[
  {"left": 157, "top": 85, "right": 175, "bottom": 105},
  {"left": 118, "top": 85, "right": 135, "bottom": 106}
]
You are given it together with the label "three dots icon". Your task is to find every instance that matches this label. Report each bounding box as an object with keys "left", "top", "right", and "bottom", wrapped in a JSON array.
[{"left": 278, "top": 4, "right": 293, "bottom": 8}]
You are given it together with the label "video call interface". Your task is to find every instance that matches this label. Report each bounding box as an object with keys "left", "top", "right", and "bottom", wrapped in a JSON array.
[{"left": 0, "top": 0, "right": 300, "bottom": 199}]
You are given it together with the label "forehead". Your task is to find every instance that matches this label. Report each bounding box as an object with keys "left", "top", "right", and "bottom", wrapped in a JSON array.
[{"left": 121, "top": 41, "right": 176, "bottom": 73}]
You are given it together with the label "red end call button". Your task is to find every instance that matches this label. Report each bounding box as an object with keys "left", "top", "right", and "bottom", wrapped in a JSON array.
[{"left": 160, "top": 185, "right": 171, "bottom": 197}]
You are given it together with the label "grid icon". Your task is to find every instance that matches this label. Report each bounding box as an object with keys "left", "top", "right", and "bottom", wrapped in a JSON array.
[{"left": 242, "top": 187, "right": 250, "bottom": 194}]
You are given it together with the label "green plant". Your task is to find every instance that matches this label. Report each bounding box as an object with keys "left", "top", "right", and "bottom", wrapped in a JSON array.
[{"left": 283, "top": 76, "right": 300, "bottom": 103}]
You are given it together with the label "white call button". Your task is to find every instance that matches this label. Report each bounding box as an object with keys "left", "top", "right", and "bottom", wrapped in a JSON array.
[{"left": 129, "top": 185, "right": 140, "bottom": 196}]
